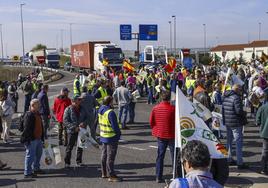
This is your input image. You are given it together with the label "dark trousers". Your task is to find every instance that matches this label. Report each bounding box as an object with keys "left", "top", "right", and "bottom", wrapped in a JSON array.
[
  {"left": 101, "top": 142, "right": 118, "bottom": 177},
  {"left": 148, "top": 87, "right": 154, "bottom": 104},
  {"left": 64, "top": 133, "right": 83, "bottom": 165},
  {"left": 128, "top": 102, "right": 136, "bottom": 123},
  {"left": 58, "top": 122, "right": 67, "bottom": 145},
  {"left": 156, "top": 138, "right": 175, "bottom": 179},
  {"left": 261, "top": 138, "right": 268, "bottom": 171},
  {"left": 24, "top": 94, "right": 32, "bottom": 112}
]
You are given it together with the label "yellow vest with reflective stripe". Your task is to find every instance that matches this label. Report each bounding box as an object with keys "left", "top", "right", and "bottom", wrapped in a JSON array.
[
  {"left": 97, "top": 87, "right": 108, "bottom": 104},
  {"left": 73, "top": 78, "right": 80, "bottom": 95},
  {"left": 98, "top": 109, "right": 116, "bottom": 138},
  {"left": 185, "top": 78, "right": 196, "bottom": 89},
  {"left": 87, "top": 79, "right": 96, "bottom": 91}
]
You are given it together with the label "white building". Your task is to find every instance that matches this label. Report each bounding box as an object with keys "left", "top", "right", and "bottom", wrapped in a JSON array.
[{"left": 211, "top": 40, "right": 268, "bottom": 62}]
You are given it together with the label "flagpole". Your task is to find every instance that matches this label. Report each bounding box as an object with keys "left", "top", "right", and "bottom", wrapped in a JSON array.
[{"left": 173, "top": 86, "right": 184, "bottom": 179}]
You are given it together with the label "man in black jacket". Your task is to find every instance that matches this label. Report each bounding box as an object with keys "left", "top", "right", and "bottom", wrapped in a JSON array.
[
  {"left": 21, "top": 99, "right": 45, "bottom": 178},
  {"left": 222, "top": 84, "right": 248, "bottom": 169}
]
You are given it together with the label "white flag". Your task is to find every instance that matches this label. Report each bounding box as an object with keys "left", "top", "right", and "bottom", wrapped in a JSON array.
[{"left": 175, "top": 87, "right": 227, "bottom": 158}]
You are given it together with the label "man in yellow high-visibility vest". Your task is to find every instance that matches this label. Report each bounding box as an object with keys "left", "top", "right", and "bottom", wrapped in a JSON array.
[
  {"left": 73, "top": 74, "right": 81, "bottom": 96},
  {"left": 98, "top": 96, "right": 122, "bottom": 182},
  {"left": 94, "top": 80, "right": 108, "bottom": 105}
]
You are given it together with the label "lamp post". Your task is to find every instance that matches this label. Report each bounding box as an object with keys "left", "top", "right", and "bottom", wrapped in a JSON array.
[
  {"left": 60, "top": 29, "right": 64, "bottom": 53},
  {"left": 20, "top": 3, "right": 26, "bottom": 64},
  {"left": 203, "top": 23, "right": 206, "bottom": 56},
  {"left": 69, "top": 23, "right": 73, "bottom": 53},
  {"left": 172, "top": 15, "right": 176, "bottom": 57},
  {"left": 168, "top": 21, "right": 172, "bottom": 55},
  {"left": 0, "top": 24, "right": 4, "bottom": 62},
  {"left": 259, "top": 22, "right": 261, "bottom": 40}
]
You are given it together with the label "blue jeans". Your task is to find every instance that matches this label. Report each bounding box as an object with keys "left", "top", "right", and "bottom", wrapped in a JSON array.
[
  {"left": 156, "top": 138, "right": 175, "bottom": 179},
  {"left": 148, "top": 87, "right": 154, "bottom": 104},
  {"left": 119, "top": 104, "right": 129, "bottom": 128},
  {"left": 24, "top": 139, "right": 43, "bottom": 175},
  {"left": 226, "top": 127, "right": 243, "bottom": 165}
]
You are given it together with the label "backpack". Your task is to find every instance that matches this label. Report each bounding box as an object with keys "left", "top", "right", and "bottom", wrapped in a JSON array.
[
  {"left": 248, "top": 91, "right": 260, "bottom": 108},
  {"left": 175, "top": 178, "right": 189, "bottom": 188}
]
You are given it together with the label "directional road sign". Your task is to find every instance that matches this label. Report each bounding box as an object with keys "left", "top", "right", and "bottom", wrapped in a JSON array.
[
  {"left": 139, "top": 24, "right": 158, "bottom": 41},
  {"left": 120, "top": 24, "right": 132, "bottom": 40}
]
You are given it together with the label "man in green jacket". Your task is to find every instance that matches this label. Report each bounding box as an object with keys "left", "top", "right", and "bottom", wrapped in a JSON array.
[{"left": 256, "top": 99, "right": 268, "bottom": 175}]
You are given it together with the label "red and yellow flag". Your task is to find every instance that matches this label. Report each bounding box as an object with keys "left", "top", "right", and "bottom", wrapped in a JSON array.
[
  {"left": 169, "top": 57, "right": 176, "bottom": 69},
  {"left": 123, "top": 59, "right": 135, "bottom": 72}
]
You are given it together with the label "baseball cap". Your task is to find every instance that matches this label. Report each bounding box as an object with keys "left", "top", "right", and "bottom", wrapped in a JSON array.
[
  {"left": 62, "top": 87, "right": 69, "bottom": 93},
  {"left": 72, "top": 94, "right": 82, "bottom": 101}
]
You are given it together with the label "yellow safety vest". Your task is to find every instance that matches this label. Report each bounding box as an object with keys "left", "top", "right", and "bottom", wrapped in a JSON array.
[
  {"left": 73, "top": 78, "right": 80, "bottom": 95},
  {"left": 87, "top": 79, "right": 96, "bottom": 91},
  {"left": 185, "top": 78, "right": 196, "bottom": 89},
  {"left": 98, "top": 109, "right": 116, "bottom": 138},
  {"left": 97, "top": 87, "right": 108, "bottom": 104}
]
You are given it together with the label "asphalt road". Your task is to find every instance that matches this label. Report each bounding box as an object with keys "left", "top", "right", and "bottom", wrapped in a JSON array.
[{"left": 0, "top": 70, "right": 268, "bottom": 188}]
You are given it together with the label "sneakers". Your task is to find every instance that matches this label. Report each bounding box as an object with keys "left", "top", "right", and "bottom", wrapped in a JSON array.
[
  {"left": 121, "top": 126, "right": 130, "bottom": 130},
  {"left": 0, "top": 163, "right": 7, "bottom": 170},
  {"left": 260, "top": 170, "right": 268, "bottom": 175},
  {"left": 76, "top": 163, "right": 86, "bottom": 167},
  {"left": 24, "top": 173, "right": 37, "bottom": 178},
  {"left": 108, "top": 175, "right": 122, "bottom": 182},
  {"left": 237, "top": 163, "right": 249, "bottom": 170}
]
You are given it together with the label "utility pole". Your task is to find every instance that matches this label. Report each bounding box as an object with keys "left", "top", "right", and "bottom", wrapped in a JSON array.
[
  {"left": 20, "top": 3, "right": 26, "bottom": 64},
  {"left": 0, "top": 24, "right": 4, "bottom": 62},
  {"left": 61, "top": 29, "right": 64, "bottom": 53},
  {"left": 172, "top": 15, "right": 176, "bottom": 57},
  {"left": 69, "top": 23, "right": 73, "bottom": 53},
  {"left": 258, "top": 22, "right": 261, "bottom": 40},
  {"left": 203, "top": 24, "right": 206, "bottom": 56},
  {"left": 168, "top": 21, "right": 172, "bottom": 55}
]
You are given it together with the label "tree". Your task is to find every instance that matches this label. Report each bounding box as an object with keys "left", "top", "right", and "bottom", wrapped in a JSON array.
[{"left": 31, "top": 44, "right": 47, "bottom": 52}]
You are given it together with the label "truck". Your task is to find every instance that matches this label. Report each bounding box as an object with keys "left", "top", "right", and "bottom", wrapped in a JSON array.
[
  {"left": 29, "top": 48, "right": 60, "bottom": 69},
  {"left": 71, "top": 41, "right": 124, "bottom": 71}
]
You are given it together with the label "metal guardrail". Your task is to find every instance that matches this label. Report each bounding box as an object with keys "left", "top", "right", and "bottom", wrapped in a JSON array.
[{"left": 3, "top": 64, "right": 59, "bottom": 73}]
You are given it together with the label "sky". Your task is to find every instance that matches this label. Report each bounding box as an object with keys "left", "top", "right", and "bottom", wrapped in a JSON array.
[{"left": 0, "top": 0, "right": 268, "bottom": 56}]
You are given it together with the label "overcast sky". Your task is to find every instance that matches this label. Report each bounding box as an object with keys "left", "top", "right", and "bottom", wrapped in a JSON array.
[{"left": 0, "top": 0, "right": 268, "bottom": 56}]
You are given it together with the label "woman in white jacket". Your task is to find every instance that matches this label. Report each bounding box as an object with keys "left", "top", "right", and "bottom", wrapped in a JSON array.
[{"left": 0, "top": 95, "right": 15, "bottom": 143}]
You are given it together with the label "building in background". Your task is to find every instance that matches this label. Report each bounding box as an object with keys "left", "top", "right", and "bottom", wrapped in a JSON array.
[{"left": 211, "top": 40, "right": 268, "bottom": 62}]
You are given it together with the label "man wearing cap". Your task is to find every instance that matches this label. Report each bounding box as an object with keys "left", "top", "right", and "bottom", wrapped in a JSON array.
[
  {"left": 52, "top": 87, "right": 72, "bottom": 146},
  {"left": 63, "top": 94, "right": 85, "bottom": 167},
  {"left": 37, "top": 84, "right": 50, "bottom": 139},
  {"left": 80, "top": 86, "right": 98, "bottom": 139}
]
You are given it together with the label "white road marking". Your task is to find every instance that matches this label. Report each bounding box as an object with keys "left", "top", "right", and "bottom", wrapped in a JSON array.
[
  {"left": 119, "top": 145, "right": 146, "bottom": 151},
  {"left": 149, "top": 145, "right": 170, "bottom": 150}
]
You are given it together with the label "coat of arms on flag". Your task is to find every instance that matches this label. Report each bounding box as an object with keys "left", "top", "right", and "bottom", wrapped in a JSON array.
[{"left": 175, "top": 87, "right": 227, "bottom": 158}]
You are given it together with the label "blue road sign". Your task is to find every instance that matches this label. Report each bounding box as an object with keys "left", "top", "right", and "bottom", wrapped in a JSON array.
[
  {"left": 120, "top": 24, "right": 132, "bottom": 40},
  {"left": 139, "top": 24, "right": 158, "bottom": 41}
]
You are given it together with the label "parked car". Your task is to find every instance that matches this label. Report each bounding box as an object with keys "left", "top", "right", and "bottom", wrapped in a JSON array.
[{"left": 143, "top": 60, "right": 166, "bottom": 71}]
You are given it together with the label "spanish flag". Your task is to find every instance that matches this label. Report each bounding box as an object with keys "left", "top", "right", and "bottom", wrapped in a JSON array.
[
  {"left": 123, "top": 59, "right": 135, "bottom": 72},
  {"left": 169, "top": 57, "right": 176, "bottom": 69}
]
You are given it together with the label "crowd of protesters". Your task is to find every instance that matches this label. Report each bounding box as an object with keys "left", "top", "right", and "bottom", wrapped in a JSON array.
[{"left": 1, "top": 56, "right": 268, "bottom": 187}]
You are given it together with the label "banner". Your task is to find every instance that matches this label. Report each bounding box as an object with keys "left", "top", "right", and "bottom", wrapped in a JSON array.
[{"left": 175, "top": 87, "right": 227, "bottom": 158}]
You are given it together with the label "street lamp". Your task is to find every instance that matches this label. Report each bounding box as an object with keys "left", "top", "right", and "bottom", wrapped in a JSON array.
[
  {"left": 20, "top": 3, "right": 26, "bottom": 64},
  {"left": 0, "top": 24, "right": 4, "bottom": 62},
  {"left": 258, "top": 22, "right": 261, "bottom": 40},
  {"left": 60, "top": 29, "right": 64, "bottom": 53},
  {"left": 168, "top": 21, "right": 172, "bottom": 55},
  {"left": 172, "top": 15, "right": 176, "bottom": 57},
  {"left": 203, "top": 23, "right": 206, "bottom": 56},
  {"left": 69, "top": 23, "right": 73, "bottom": 53}
]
